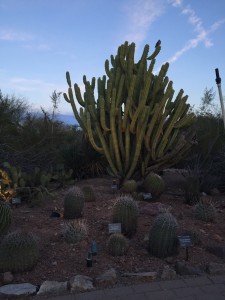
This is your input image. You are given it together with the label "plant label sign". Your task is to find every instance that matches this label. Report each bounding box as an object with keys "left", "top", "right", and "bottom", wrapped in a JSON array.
[
  {"left": 108, "top": 223, "right": 121, "bottom": 234},
  {"left": 178, "top": 236, "right": 192, "bottom": 247}
]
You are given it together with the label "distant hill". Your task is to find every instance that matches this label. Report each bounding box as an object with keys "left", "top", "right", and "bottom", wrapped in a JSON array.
[{"left": 56, "top": 114, "right": 78, "bottom": 125}]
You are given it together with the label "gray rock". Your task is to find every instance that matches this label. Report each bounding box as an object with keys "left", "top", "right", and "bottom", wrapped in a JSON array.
[
  {"left": 161, "top": 265, "right": 177, "bottom": 280},
  {"left": 206, "top": 243, "right": 225, "bottom": 259},
  {"left": 3, "top": 272, "right": 14, "bottom": 284},
  {"left": 122, "top": 272, "right": 157, "bottom": 279},
  {"left": 69, "top": 275, "right": 94, "bottom": 292},
  {"left": 95, "top": 268, "right": 117, "bottom": 288},
  {"left": 0, "top": 283, "right": 37, "bottom": 296},
  {"left": 37, "top": 280, "right": 68, "bottom": 295},
  {"left": 175, "top": 261, "right": 203, "bottom": 276},
  {"left": 206, "top": 263, "right": 225, "bottom": 275}
]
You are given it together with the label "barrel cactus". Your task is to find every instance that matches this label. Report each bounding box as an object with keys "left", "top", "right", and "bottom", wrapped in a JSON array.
[
  {"left": 81, "top": 186, "right": 96, "bottom": 202},
  {"left": 107, "top": 233, "right": 129, "bottom": 256},
  {"left": 121, "top": 180, "right": 138, "bottom": 193},
  {"left": 194, "top": 200, "right": 216, "bottom": 222},
  {"left": 142, "top": 172, "right": 165, "bottom": 200},
  {"left": 183, "top": 176, "right": 200, "bottom": 205},
  {"left": 63, "top": 186, "right": 85, "bottom": 219},
  {"left": 63, "top": 219, "right": 88, "bottom": 244},
  {"left": 0, "top": 231, "right": 39, "bottom": 273},
  {"left": 112, "top": 195, "right": 138, "bottom": 237},
  {"left": 0, "top": 203, "right": 12, "bottom": 235},
  {"left": 148, "top": 212, "right": 178, "bottom": 258}
]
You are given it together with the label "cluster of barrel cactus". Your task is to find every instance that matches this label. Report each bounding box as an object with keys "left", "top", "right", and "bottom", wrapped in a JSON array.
[
  {"left": 107, "top": 233, "right": 129, "bottom": 256},
  {"left": 148, "top": 212, "right": 178, "bottom": 258},
  {"left": 194, "top": 200, "right": 216, "bottom": 222},
  {"left": 0, "top": 203, "right": 12, "bottom": 235},
  {"left": 63, "top": 186, "right": 85, "bottom": 219},
  {"left": 63, "top": 219, "right": 88, "bottom": 244},
  {"left": 64, "top": 40, "right": 195, "bottom": 182},
  {"left": 112, "top": 195, "right": 138, "bottom": 237},
  {"left": 0, "top": 231, "right": 39, "bottom": 273}
]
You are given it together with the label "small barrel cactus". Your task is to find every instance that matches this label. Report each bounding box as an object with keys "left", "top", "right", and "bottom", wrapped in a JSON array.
[
  {"left": 121, "top": 180, "right": 138, "bottom": 193},
  {"left": 0, "top": 231, "right": 39, "bottom": 273},
  {"left": 0, "top": 203, "right": 12, "bottom": 235},
  {"left": 112, "top": 195, "right": 138, "bottom": 237},
  {"left": 81, "top": 186, "right": 96, "bottom": 202},
  {"left": 107, "top": 233, "right": 129, "bottom": 256},
  {"left": 183, "top": 176, "right": 200, "bottom": 205},
  {"left": 63, "top": 219, "right": 88, "bottom": 244},
  {"left": 142, "top": 172, "right": 165, "bottom": 200},
  {"left": 63, "top": 186, "right": 85, "bottom": 219},
  {"left": 194, "top": 201, "right": 216, "bottom": 222},
  {"left": 148, "top": 212, "right": 178, "bottom": 258}
]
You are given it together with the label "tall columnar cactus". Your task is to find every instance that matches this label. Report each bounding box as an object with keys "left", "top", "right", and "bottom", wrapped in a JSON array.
[
  {"left": 112, "top": 195, "right": 138, "bottom": 237},
  {"left": 0, "top": 203, "right": 12, "bottom": 234},
  {"left": 63, "top": 186, "right": 85, "bottom": 219},
  {"left": 141, "top": 172, "right": 165, "bottom": 199},
  {"left": 0, "top": 231, "right": 39, "bottom": 273},
  {"left": 148, "top": 212, "right": 178, "bottom": 258},
  {"left": 63, "top": 41, "right": 195, "bottom": 182}
]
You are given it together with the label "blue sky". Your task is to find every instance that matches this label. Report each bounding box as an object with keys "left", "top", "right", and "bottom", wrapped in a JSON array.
[{"left": 0, "top": 0, "right": 225, "bottom": 115}]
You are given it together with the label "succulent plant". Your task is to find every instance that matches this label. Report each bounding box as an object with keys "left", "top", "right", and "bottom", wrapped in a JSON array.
[
  {"left": 63, "top": 219, "right": 88, "bottom": 244},
  {"left": 63, "top": 186, "right": 85, "bottom": 219},
  {"left": 81, "top": 186, "right": 96, "bottom": 202},
  {"left": 142, "top": 172, "right": 165, "bottom": 200},
  {"left": 0, "top": 203, "right": 12, "bottom": 235},
  {"left": 121, "top": 180, "right": 138, "bottom": 193},
  {"left": 194, "top": 200, "right": 216, "bottom": 222},
  {"left": 113, "top": 195, "right": 139, "bottom": 237},
  {"left": 148, "top": 212, "right": 178, "bottom": 258},
  {"left": 183, "top": 176, "right": 200, "bottom": 205},
  {"left": 0, "top": 231, "right": 39, "bottom": 273},
  {"left": 107, "top": 233, "right": 129, "bottom": 256}
]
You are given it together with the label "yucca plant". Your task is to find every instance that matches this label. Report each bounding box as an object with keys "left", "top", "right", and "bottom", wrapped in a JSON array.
[
  {"left": 63, "top": 186, "right": 85, "bottom": 219},
  {"left": 107, "top": 233, "right": 129, "bottom": 256},
  {"left": 63, "top": 219, "right": 88, "bottom": 244}
]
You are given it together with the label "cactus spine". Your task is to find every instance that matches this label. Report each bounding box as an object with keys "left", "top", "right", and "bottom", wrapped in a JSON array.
[
  {"left": 0, "top": 231, "right": 39, "bottom": 273},
  {"left": 63, "top": 186, "right": 85, "bottom": 219},
  {"left": 148, "top": 212, "right": 178, "bottom": 258},
  {"left": 107, "top": 233, "right": 129, "bottom": 256},
  {"left": 112, "top": 195, "right": 138, "bottom": 237},
  {"left": 0, "top": 203, "right": 12, "bottom": 234},
  {"left": 64, "top": 41, "right": 195, "bottom": 182}
]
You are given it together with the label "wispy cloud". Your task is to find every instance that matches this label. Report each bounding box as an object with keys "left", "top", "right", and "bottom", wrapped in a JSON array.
[
  {"left": 123, "top": 0, "right": 165, "bottom": 46},
  {"left": 0, "top": 29, "right": 34, "bottom": 42},
  {"left": 168, "top": 0, "right": 225, "bottom": 63},
  {"left": 10, "top": 77, "right": 56, "bottom": 92}
]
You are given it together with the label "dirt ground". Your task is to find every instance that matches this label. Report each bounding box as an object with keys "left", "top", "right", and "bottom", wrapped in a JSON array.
[{"left": 1, "top": 175, "right": 225, "bottom": 287}]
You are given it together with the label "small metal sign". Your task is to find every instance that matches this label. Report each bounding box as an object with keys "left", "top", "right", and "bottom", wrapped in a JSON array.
[
  {"left": 12, "top": 197, "right": 21, "bottom": 205},
  {"left": 108, "top": 223, "right": 121, "bottom": 234},
  {"left": 142, "top": 193, "right": 152, "bottom": 201},
  {"left": 178, "top": 236, "right": 192, "bottom": 247}
]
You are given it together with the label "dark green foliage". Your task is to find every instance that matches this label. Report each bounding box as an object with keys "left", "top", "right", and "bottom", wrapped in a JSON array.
[
  {"left": 81, "top": 186, "right": 96, "bottom": 202},
  {"left": 120, "top": 180, "right": 138, "bottom": 193},
  {"left": 148, "top": 212, "right": 178, "bottom": 258},
  {"left": 0, "top": 231, "right": 39, "bottom": 273},
  {"left": 63, "top": 187, "right": 85, "bottom": 219},
  {"left": 112, "top": 195, "right": 139, "bottom": 237},
  {"left": 194, "top": 200, "right": 216, "bottom": 222},
  {"left": 0, "top": 203, "right": 12, "bottom": 234},
  {"left": 183, "top": 176, "right": 200, "bottom": 205},
  {"left": 142, "top": 172, "right": 165, "bottom": 199},
  {"left": 107, "top": 233, "right": 129, "bottom": 256}
]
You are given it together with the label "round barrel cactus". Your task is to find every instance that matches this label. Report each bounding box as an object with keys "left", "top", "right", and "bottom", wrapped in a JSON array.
[
  {"left": 64, "top": 186, "right": 85, "bottom": 219},
  {"left": 0, "top": 203, "right": 12, "bottom": 235},
  {"left": 194, "top": 201, "right": 216, "bottom": 222},
  {"left": 63, "top": 219, "right": 88, "bottom": 244},
  {"left": 107, "top": 233, "right": 129, "bottom": 256},
  {"left": 142, "top": 172, "right": 165, "bottom": 200},
  {"left": 148, "top": 212, "right": 178, "bottom": 258},
  {"left": 0, "top": 231, "right": 39, "bottom": 273},
  {"left": 121, "top": 180, "right": 138, "bottom": 193},
  {"left": 81, "top": 186, "right": 96, "bottom": 202},
  {"left": 112, "top": 195, "right": 138, "bottom": 237}
]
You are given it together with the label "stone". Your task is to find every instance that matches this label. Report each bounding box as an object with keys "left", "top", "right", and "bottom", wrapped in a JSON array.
[
  {"left": 161, "top": 265, "right": 177, "bottom": 280},
  {"left": 206, "top": 243, "right": 225, "bottom": 259},
  {"left": 69, "top": 275, "right": 94, "bottom": 292},
  {"left": 95, "top": 268, "right": 117, "bottom": 288},
  {"left": 122, "top": 272, "right": 157, "bottom": 279},
  {"left": 139, "top": 202, "right": 172, "bottom": 217},
  {"left": 0, "top": 283, "right": 37, "bottom": 296},
  {"left": 174, "top": 261, "right": 203, "bottom": 276},
  {"left": 206, "top": 263, "right": 225, "bottom": 275},
  {"left": 37, "top": 280, "right": 68, "bottom": 295},
  {"left": 3, "top": 272, "right": 14, "bottom": 284}
]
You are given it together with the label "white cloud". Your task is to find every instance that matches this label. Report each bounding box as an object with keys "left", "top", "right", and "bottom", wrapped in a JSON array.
[
  {"left": 10, "top": 77, "right": 56, "bottom": 92},
  {"left": 0, "top": 29, "right": 34, "bottom": 41},
  {"left": 123, "top": 0, "right": 166, "bottom": 46}
]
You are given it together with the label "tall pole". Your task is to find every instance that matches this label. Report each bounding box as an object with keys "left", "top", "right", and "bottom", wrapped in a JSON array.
[{"left": 215, "top": 68, "right": 225, "bottom": 129}]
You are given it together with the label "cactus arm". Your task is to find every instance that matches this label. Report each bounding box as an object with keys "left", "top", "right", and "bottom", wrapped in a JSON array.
[
  {"left": 116, "top": 73, "right": 125, "bottom": 108},
  {"left": 125, "top": 120, "right": 131, "bottom": 172},
  {"left": 66, "top": 71, "right": 72, "bottom": 87},
  {"left": 86, "top": 112, "right": 103, "bottom": 153},
  {"left": 145, "top": 103, "right": 160, "bottom": 151},
  {"left": 123, "top": 74, "right": 136, "bottom": 131},
  {"left": 118, "top": 107, "right": 125, "bottom": 160},
  {"left": 147, "top": 40, "right": 161, "bottom": 60},
  {"left": 99, "top": 96, "right": 111, "bottom": 132},
  {"left": 74, "top": 84, "right": 85, "bottom": 107}
]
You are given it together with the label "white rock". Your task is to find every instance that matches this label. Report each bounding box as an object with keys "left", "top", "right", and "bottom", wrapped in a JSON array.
[
  {"left": 0, "top": 283, "right": 37, "bottom": 296},
  {"left": 37, "top": 280, "right": 68, "bottom": 295},
  {"left": 69, "top": 275, "right": 94, "bottom": 292}
]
